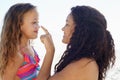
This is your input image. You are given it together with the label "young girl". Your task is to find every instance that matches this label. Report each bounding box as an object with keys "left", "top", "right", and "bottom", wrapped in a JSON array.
[{"left": 0, "top": 3, "right": 41, "bottom": 80}]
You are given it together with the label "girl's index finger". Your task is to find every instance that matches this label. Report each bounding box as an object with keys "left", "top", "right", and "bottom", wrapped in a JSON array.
[{"left": 41, "top": 26, "right": 49, "bottom": 34}]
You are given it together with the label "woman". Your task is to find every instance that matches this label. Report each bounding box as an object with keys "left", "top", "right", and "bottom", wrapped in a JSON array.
[
  {"left": 0, "top": 3, "right": 41, "bottom": 80},
  {"left": 39, "top": 5, "right": 115, "bottom": 80}
]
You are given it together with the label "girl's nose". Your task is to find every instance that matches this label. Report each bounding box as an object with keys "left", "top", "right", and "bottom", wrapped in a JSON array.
[
  {"left": 34, "top": 24, "right": 40, "bottom": 29},
  {"left": 38, "top": 25, "right": 40, "bottom": 28},
  {"left": 62, "top": 26, "right": 65, "bottom": 31}
]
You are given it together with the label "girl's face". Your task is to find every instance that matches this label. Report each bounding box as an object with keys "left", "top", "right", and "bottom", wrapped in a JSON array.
[
  {"left": 20, "top": 9, "right": 40, "bottom": 39},
  {"left": 62, "top": 14, "right": 76, "bottom": 44}
]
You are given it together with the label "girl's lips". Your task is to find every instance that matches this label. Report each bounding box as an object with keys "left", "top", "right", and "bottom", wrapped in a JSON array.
[{"left": 34, "top": 31, "right": 38, "bottom": 33}]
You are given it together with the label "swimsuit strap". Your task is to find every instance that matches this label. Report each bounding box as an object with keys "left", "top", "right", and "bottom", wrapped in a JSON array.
[{"left": 17, "top": 46, "right": 40, "bottom": 80}]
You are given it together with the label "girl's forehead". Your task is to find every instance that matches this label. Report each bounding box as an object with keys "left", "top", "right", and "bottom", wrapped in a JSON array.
[{"left": 23, "top": 9, "right": 39, "bottom": 20}]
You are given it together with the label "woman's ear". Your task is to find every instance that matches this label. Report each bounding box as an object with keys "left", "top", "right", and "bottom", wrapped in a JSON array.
[
  {"left": 20, "top": 21, "right": 23, "bottom": 30},
  {"left": 20, "top": 23, "right": 24, "bottom": 30}
]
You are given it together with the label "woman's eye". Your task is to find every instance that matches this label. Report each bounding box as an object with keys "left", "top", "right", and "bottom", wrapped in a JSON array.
[{"left": 65, "top": 24, "right": 68, "bottom": 26}]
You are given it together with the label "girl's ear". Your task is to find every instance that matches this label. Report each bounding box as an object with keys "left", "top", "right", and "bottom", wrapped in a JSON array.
[{"left": 20, "top": 21, "right": 23, "bottom": 30}]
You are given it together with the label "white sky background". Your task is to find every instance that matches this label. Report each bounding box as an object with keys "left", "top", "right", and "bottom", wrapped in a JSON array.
[{"left": 0, "top": 0, "right": 120, "bottom": 80}]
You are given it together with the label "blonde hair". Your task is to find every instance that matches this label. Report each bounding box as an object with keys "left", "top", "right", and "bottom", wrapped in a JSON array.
[{"left": 0, "top": 3, "right": 35, "bottom": 77}]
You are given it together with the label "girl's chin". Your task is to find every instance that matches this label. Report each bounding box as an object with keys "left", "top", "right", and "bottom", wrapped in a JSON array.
[{"left": 31, "top": 36, "right": 38, "bottom": 39}]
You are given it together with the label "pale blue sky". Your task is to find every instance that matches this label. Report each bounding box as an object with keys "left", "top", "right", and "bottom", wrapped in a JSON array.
[
  {"left": 0, "top": 0, "right": 120, "bottom": 79},
  {"left": 0, "top": 0, "right": 120, "bottom": 48}
]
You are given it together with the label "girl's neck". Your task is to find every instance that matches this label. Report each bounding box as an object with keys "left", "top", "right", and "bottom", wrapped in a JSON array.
[{"left": 19, "top": 36, "right": 30, "bottom": 50}]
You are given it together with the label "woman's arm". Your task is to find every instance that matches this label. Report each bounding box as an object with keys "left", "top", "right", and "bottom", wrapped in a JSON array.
[
  {"left": 37, "top": 26, "right": 55, "bottom": 80},
  {"left": 37, "top": 26, "right": 98, "bottom": 80},
  {"left": 37, "top": 48, "right": 54, "bottom": 80}
]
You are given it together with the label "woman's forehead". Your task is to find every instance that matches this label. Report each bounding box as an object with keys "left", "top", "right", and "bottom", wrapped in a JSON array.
[{"left": 66, "top": 14, "right": 74, "bottom": 24}]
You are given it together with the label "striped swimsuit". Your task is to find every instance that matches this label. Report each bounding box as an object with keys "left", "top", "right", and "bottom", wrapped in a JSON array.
[{"left": 17, "top": 48, "right": 40, "bottom": 80}]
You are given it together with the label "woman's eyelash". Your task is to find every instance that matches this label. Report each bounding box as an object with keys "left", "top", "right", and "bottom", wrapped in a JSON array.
[{"left": 66, "top": 24, "right": 68, "bottom": 26}]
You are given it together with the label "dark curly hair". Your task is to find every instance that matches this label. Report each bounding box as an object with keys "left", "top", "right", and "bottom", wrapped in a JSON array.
[{"left": 55, "top": 6, "right": 115, "bottom": 80}]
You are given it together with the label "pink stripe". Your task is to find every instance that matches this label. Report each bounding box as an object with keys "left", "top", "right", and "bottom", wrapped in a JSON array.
[
  {"left": 17, "top": 48, "right": 40, "bottom": 79},
  {"left": 17, "top": 67, "right": 36, "bottom": 78},
  {"left": 17, "top": 64, "right": 35, "bottom": 74}
]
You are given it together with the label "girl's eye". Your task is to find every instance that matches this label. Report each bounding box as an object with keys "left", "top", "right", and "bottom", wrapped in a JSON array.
[
  {"left": 33, "top": 22, "right": 37, "bottom": 24},
  {"left": 32, "top": 22, "right": 39, "bottom": 26}
]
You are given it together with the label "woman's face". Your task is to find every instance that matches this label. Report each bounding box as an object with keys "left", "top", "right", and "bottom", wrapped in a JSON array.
[
  {"left": 20, "top": 9, "right": 40, "bottom": 39},
  {"left": 62, "top": 14, "right": 76, "bottom": 44}
]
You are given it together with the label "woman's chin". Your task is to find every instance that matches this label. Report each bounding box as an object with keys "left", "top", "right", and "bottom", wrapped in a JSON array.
[{"left": 62, "top": 39, "right": 69, "bottom": 44}]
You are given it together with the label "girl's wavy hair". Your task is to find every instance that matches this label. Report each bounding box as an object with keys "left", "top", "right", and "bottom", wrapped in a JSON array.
[
  {"left": 55, "top": 6, "right": 115, "bottom": 80},
  {"left": 0, "top": 3, "right": 36, "bottom": 76}
]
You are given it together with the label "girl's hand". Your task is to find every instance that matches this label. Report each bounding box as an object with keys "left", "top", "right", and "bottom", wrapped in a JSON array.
[{"left": 40, "top": 26, "right": 55, "bottom": 53}]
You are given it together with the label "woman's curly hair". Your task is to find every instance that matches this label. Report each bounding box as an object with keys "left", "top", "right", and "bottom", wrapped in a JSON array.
[{"left": 55, "top": 6, "right": 115, "bottom": 80}]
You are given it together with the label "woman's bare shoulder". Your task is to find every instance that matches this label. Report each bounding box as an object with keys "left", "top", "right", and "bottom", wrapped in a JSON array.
[
  {"left": 49, "top": 58, "right": 98, "bottom": 80},
  {"left": 71, "top": 58, "right": 99, "bottom": 80}
]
